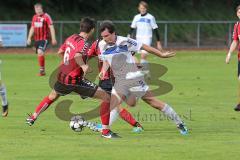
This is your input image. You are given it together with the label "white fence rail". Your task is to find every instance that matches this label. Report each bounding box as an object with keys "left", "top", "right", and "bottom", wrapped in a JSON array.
[{"left": 0, "top": 20, "right": 236, "bottom": 48}]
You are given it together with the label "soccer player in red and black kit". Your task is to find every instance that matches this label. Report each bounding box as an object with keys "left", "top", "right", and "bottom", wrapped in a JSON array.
[
  {"left": 27, "top": 3, "right": 57, "bottom": 76},
  {"left": 226, "top": 5, "right": 240, "bottom": 111},
  {"left": 88, "top": 39, "right": 144, "bottom": 132},
  {"left": 26, "top": 18, "right": 120, "bottom": 139}
]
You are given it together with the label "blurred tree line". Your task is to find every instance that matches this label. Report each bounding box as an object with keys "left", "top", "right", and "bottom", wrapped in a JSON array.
[
  {"left": 0, "top": 0, "right": 239, "bottom": 20},
  {"left": 1, "top": 0, "right": 239, "bottom": 46}
]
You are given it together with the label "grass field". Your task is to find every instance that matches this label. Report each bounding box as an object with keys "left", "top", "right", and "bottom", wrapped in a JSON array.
[{"left": 0, "top": 50, "right": 240, "bottom": 160}]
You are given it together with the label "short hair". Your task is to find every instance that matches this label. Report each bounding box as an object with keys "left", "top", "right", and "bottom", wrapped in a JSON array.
[
  {"left": 99, "top": 20, "right": 115, "bottom": 34},
  {"left": 139, "top": 1, "right": 148, "bottom": 9},
  {"left": 80, "top": 17, "right": 95, "bottom": 33},
  {"left": 236, "top": 5, "right": 240, "bottom": 12},
  {"left": 34, "top": 3, "right": 42, "bottom": 8}
]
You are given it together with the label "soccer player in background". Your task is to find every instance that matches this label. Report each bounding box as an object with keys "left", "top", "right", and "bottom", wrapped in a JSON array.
[
  {"left": 0, "top": 34, "right": 2, "bottom": 47},
  {"left": 99, "top": 21, "right": 188, "bottom": 135},
  {"left": 226, "top": 5, "right": 240, "bottom": 111},
  {"left": 88, "top": 39, "right": 144, "bottom": 132},
  {"left": 26, "top": 18, "right": 121, "bottom": 139},
  {"left": 27, "top": 3, "right": 57, "bottom": 76},
  {"left": 0, "top": 34, "right": 9, "bottom": 117},
  {"left": 128, "top": 1, "right": 162, "bottom": 79}
]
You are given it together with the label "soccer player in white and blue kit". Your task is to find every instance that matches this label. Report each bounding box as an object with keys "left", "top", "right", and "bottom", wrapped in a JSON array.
[
  {"left": 0, "top": 34, "right": 9, "bottom": 117},
  {"left": 99, "top": 21, "right": 188, "bottom": 136},
  {"left": 129, "top": 1, "right": 162, "bottom": 77}
]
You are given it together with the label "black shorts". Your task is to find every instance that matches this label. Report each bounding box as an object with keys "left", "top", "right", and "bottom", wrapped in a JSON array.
[
  {"left": 99, "top": 79, "right": 113, "bottom": 94},
  {"left": 54, "top": 79, "right": 98, "bottom": 97},
  {"left": 35, "top": 40, "right": 48, "bottom": 53}
]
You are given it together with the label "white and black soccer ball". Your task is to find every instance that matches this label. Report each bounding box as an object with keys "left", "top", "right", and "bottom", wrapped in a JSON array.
[{"left": 69, "top": 115, "right": 85, "bottom": 132}]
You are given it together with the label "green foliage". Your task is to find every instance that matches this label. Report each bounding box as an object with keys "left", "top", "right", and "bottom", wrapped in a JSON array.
[{"left": 0, "top": 0, "right": 238, "bottom": 45}]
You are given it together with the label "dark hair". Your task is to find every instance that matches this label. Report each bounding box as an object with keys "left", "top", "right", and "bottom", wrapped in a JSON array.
[
  {"left": 34, "top": 3, "right": 42, "bottom": 8},
  {"left": 139, "top": 1, "right": 148, "bottom": 9},
  {"left": 99, "top": 20, "right": 115, "bottom": 34},
  {"left": 236, "top": 5, "right": 240, "bottom": 12},
  {"left": 80, "top": 17, "right": 95, "bottom": 33}
]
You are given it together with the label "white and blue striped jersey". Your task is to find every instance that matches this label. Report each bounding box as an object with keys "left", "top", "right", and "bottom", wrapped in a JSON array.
[{"left": 99, "top": 36, "right": 142, "bottom": 80}]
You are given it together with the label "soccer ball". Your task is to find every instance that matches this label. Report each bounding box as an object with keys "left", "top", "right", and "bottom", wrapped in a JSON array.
[{"left": 69, "top": 115, "right": 85, "bottom": 132}]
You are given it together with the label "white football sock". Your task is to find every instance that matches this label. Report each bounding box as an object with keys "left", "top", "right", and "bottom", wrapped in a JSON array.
[
  {"left": 0, "top": 84, "right": 8, "bottom": 106},
  {"left": 161, "top": 104, "right": 183, "bottom": 126},
  {"left": 109, "top": 107, "right": 119, "bottom": 126}
]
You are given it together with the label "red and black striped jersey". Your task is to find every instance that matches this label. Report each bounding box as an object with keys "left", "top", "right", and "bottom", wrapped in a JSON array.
[
  {"left": 88, "top": 39, "right": 112, "bottom": 80},
  {"left": 31, "top": 13, "right": 53, "bottom": 41},
  {"left": 58, "top": 34, "right": 89, "bottom": 85}
]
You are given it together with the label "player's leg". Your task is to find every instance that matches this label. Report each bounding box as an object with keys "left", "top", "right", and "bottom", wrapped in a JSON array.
[
  {"left": 26, "top": 89, "right": 60, "bottom": 126},
  {"left": 140, "top": 39, "right": 152, "bottom": 79},
  {"left": 26, "top": 81, "right": 70, "bottom": 126},
  {"left": 36, "top": 40, "right": 48, "bottom": 76},
  {"left": 0, "top": 81, "right": 8, "bottom": 117},
  {"left": 74, "top": 79, "right": 119, "bottom": 138},
  {"left": 92, "top": 87, "right": 111, "bottom": 134},
  {"left": 97, "top": 79, "right": 142, "bottom": 131},
  {"left": 0, "top": 61, "right": 9, "bottom": 117},
  {"left": 140, "top": 50, "right": 151, "bottom": 79},
  {"left": 234, "top": 58, "right": 240, "bottom": 111},
  {"left": 101, "top": 88, "right": 124, "bottom": 138},
  {"left": 141, "top": 90, "right": 188, "bottom": 135}
]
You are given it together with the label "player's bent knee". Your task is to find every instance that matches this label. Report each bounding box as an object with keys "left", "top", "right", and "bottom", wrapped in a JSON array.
[
  {"left": 48, "top": 90, "right": 59, "bottom": 101},
  {"left": 126, "top": 97, "right": 137, "bottom": 107},
  {"left": 94, "top": 88, "right": 111, "bottom": 102},
  {"left": 37, "top": 49, "right": 44, "bottom": 55}
]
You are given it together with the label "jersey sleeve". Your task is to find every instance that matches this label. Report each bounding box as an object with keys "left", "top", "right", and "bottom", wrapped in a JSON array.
[
  {"left": 233, "top": 23, "right": 240, "bottom": 41},
  {"left": 59, "top": 41, "right": 66, "bottom": 52},
  {"left": 45, "top": 13, "right": 53, "bottom": 26},
  {"left": 0, "top": 35, "right": 2, "bottom": 42},
  {"left": 150, "top": 16, "right": 158, "bottom": 29},
  {"left": 130, "top": 15, "right": 137, "bottom": 28},
  {"left": 77, "top": 41, "right": 89, "bottom": 55},
  {"left": 87, "top": 41, "right": 99, "bottom": 57},
  {"left": 127, "top": 38, "right": 142, "bottom": 52}
]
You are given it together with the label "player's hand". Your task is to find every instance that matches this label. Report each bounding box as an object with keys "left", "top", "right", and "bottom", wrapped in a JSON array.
[
  {"left": 86, "top": 66, "right": 93, "bottom": 73},
  {"left": 52, "top": 39, "right": 57, "bottom": 46},
  {"left": 161, "top": 51, "right": 176, "bottom": 58},
  {"left": 27, "top": 39, "right": 31, "bottom": 46},
  {"left": 225, "top": 53, "right": 231, "bottom": 64},
  {"left": 99, "top": 71, "right": 105, "bottom": 79},
  {"left": 81, "top": 64, "right": 89, "bottom": 77}
]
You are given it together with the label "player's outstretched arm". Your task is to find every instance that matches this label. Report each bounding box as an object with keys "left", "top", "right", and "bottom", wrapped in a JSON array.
[
  {"left": 226, "top": 40, "right": 238, "bottom": 64},
  {"left": 49, "top": 25, "right": 57, "bottom": 45},
  {"left": 27, "top": 26, "right": 34, "bottom": 45},
  {"left": 141, "top": 44, "right": 175, "bottom": 58}
]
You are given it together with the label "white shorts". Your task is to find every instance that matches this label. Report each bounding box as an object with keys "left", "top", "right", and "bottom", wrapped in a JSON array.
[
  {"left": 136, "top": 38, "right": 152, "bottom": 55},
  {"left": 112, "top": 78, "right": 149, "bottom": 99}
]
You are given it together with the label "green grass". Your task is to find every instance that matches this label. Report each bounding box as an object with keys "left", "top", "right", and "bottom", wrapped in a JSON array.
[{"left": 0, "top": 51, "right": 240, "bottom": 160}]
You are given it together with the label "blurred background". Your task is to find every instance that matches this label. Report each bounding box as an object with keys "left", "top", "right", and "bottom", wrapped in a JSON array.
[{"left": 0, "top": 0, "right": 240, "bottom": 48}]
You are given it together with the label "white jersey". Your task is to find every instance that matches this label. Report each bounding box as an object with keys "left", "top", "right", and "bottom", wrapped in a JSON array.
[
  {"left": 0, "top": 35, "right": 2, "bottom": 43},
  {"left": 131, "top": 13, "right": 158, "bottom": 45},
  {"left": 99, "top": 36, "right": 142, "bottom": 80},
  {"left": 99, "top": 36, "right": 149, "bottom": 97}
]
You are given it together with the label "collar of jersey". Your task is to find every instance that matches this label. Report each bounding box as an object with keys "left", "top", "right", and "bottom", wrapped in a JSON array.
[{"left": 140, "top": 12, "right": 148, "bottom": 16}]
